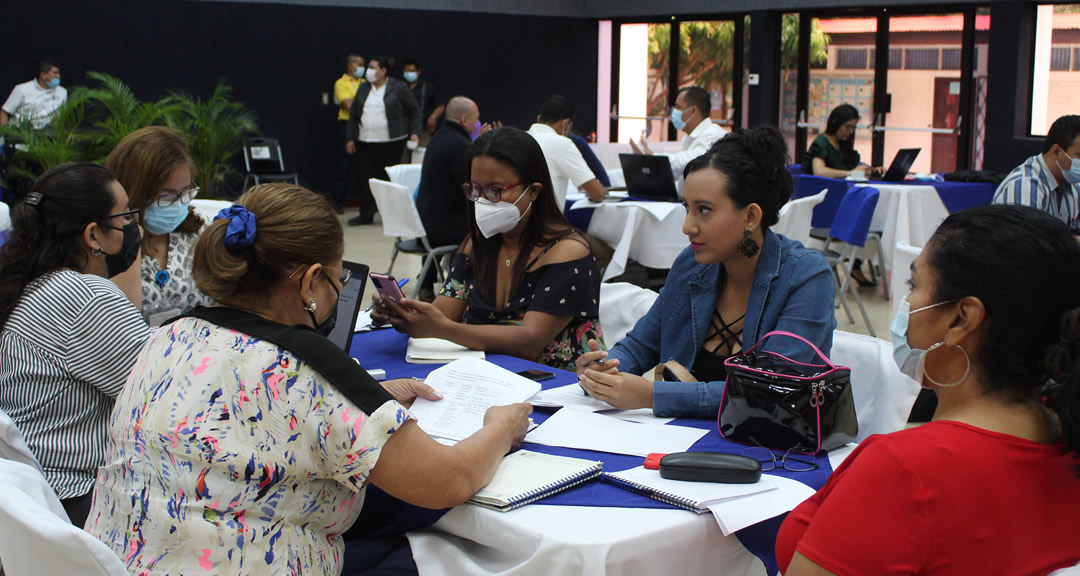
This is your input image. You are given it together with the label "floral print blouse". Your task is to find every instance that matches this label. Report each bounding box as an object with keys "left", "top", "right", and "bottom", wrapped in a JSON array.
[
  {"left": 84, "top": 317, "right": 411, "bottom": 575},
  {"left": 440, "top": 242, "right": 605, "bottom": 370},
  {"left": 140, "top": 227, "right": 215, "bottom": 326}
]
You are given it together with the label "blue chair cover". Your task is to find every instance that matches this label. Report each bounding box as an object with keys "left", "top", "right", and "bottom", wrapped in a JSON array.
[
  {"left": 829, "top": 186, "right": 879, "bottom": 248},
  {"left": 785, "top": 164, "right": 803, "bottom": 176},
  {"left": 792, "top": 175, "right": 849, "bottom": 230}
]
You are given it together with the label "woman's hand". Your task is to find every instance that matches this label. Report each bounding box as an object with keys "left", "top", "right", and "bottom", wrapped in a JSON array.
[
  {"left": 578, "top": 369, "right": 654, "bottom": 410},
  {"left": 383, "top": 297, "right": 451, "bottom": 338},
  {"left": 381, "top": 378, "right": 442, "bottom": 408},
  {"left": 483, "top": 402, "right": 532, "bottom": 450},
  {"left": 575, "top": 338, "right": 619, "bottom": 376},
  {"left": 369, "top": 292, "right": 399, "bottom": 326}
]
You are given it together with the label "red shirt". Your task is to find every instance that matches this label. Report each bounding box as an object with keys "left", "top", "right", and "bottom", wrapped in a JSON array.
[{"left": 777, "top": 421, "right": 1080, "bottom": 575}]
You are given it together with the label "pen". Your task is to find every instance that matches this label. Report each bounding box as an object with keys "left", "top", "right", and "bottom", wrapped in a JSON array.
[{"left": 397, "top": 278, "right": 410, "bottom": 288}]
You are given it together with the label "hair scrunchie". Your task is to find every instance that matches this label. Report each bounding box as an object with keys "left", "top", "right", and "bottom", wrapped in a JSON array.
[{"left": 214, "top": 204, "right": 257, "bottom": 250}]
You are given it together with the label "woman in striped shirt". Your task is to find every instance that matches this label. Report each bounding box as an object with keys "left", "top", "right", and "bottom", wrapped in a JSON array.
[{"left": 0, "top": 162, "right": 151, "bottom": 527}]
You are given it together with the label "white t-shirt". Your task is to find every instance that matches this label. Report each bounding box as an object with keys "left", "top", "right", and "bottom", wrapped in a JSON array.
[
  {"left": 2, "top": 79, "right": 67, "bottom": 129},
  {"left": 662, "top": 118, "right": 728, "bottom": 178},
  {"left": 527, "top": 123, "right": 597, "bottom": 210},
  {"left": 359, "top": 83, "right": 391, "bottom": 142}
]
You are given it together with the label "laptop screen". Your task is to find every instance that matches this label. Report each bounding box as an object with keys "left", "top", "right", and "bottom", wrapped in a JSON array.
[
  {"left": 326, "top": 261, "right": 369, "bottom": 353},
  {"left": 618, "top": 153, "right": 680, "bottom": 202}
]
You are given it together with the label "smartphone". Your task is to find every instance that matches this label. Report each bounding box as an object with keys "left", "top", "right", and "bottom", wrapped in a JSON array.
[
  {"left": 370, "top": 273, "right": 406, "bottom": 303},
  {"left": 517, "top": 369, "right": 555, "bottom": 382}
]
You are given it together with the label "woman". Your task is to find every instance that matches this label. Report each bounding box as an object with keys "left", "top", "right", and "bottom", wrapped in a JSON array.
[
  {"left": 0, "top": 162, "right": 150, "bottom": 526},
  {"left": 107, "top": 126, "right": 213, "bottom": 326},
  {"left": 576, "top": 126, "right": 836, "bottom": 418},
  {"left": 801, "top": 104, "right": 867, "bottom": 178},
  {"left": 373, "top": 127, "right": 604, "bottom": 371},
  {"left": 345, "top": 55, "right": 422, "bottom": 225},
  {"left": 85, "top": 183, "right": 529, "bottom": 575},
  {"left": 777, "top": 204, "right": 1080, "bottom": 575}
]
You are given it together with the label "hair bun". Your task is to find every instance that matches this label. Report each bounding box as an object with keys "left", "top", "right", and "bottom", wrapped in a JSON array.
[{"left": 744, "top": 125, "right": 791, "bottom": 173}]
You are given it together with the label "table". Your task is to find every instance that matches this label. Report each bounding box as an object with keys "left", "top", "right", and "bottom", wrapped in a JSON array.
[
  {"left": 567, "top": 196, "right": 688, "bottom": 281},
  {"left": 351, "top": 330, "right": 850, "bottom": 576}
]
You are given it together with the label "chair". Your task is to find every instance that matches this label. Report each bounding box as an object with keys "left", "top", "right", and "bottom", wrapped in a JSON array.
[
  {"left": 815, "top": 186, "right": 880, "bottom": 337},
  {"left": 190, "top": 198, "right": 234, "bottom": 223},
  {"left": 0, "top": 407, "right": 43, "bottom": 474},
  {"left": 0, "top": 459, "right": 128, "bottom": 575},
  {"left": 598, "top": 282, "right": 659, "bottom": 348},
  {"left": 241, "top": 137, "right": 299, "bottom": 190},
  {"left": 368, "top": 178, "right": 458, "bottom": 298},
  {"left": 386, "top": 164, "right": 423, "bottom": 199},
  {"left": 890, "top": 241, "right": 923, "bottom": 318},
  {"left": 830, "top": 330, "right": 921, "bottom": 442},
  {"left": 791, "top": 175, "right": 848, "bottom": 247},
  {"left": 774, "top": 189, "right": 827, "bottom": 247}
]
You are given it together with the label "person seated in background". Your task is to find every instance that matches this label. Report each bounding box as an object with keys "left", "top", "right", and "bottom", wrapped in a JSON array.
[
  {"left": 629, "top": 86, "right": 728, "bottom": 182},
  {"left": 107, "top": 126, "right": 214, "bottom": 326},
  {"left": 84, "top": 183, "right": 530, "bottom": 574},
  {"left": 777, "top": 204, "right": 1080, "bottom": 575},
  {"left": 993, "top": 114, "right": 1080, "bottom": 234},
  {"left": 528, "top": 95, "right": 607, "bottom": 207},
  {"left": 373, "top": 127, "right": 605, "bottom": 371},
  {"left": 576, "top": 126, "right": 836, "bottom": 418},
  {"left": 0, "top": 162, "right": 150, "bottom": 527}
]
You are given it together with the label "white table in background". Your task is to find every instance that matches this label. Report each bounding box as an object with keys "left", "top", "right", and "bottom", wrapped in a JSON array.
[{"left": 569, "top": 196, "right": 687, "bottom": 280}]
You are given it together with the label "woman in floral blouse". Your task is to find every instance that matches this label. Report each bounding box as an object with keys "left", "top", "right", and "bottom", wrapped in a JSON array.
[
  {"left": 85, "top": 183, "right": 530, "bottom": 575},
  {"left": 373, "top": 127, "right": 604, "bottom": 370}
]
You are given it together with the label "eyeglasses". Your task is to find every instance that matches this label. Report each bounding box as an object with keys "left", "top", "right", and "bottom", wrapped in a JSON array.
[
  {"left": 157, "top": 184, "right": 200, "bottom": 207},
  {"left": 741, "top": 438, "right": 818, "bottom": 472},
  {"left": 97, "top": 209, "right": 140, "bottom": 231},
  {"left": 462, "top": 181, "right": 523, "bottom": 203},
  {"left": 288, "top": 264, "right": 351, "bottom": 288}
]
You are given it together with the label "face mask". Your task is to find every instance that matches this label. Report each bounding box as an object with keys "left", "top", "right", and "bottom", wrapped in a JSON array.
[
  {"left": 403, "top": 71, "right": 419, "bottom": 83},
  {"left": 143, "top": 201, "right": 190, "bottom": 235},
  {"left": 474, "top": 187, "right": 532, "bottom": 239},
  {"left": 470, "top": 120, "right": 482, "bottom": 140},
  {"left": 670, "top": 108, "right": 687, "bottom": 131},
  {"left": 46, "top": 77, "right": 60, "bottom": 89},
  {"left": 365, "top": 68, "right": 378, "bottom": 83},
  {"left": 103, "top": 221, "right": 142, "bottom": 278},
  {"left": 354, "top": 66, "right": 365, "bottom": 79},
  {"left": 890, "top": 297, "right": 953, "bottom": 384},
  {"left": 1056, "top": 149, "right": 1080, "bottom": 185},
  {"left": 303, "top": 272, "right": 340, "bottom": 337}
]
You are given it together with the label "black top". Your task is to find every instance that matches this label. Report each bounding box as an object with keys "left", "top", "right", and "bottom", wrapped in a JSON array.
[
  {"left": 416, "top": 121, "right": 473, "bottom": 247},
  {"left": 345, "top": 77, "right": 422, "bottom": 142},
  {"left": 409, "top": 79, "right": 444, "bottom": 128}
]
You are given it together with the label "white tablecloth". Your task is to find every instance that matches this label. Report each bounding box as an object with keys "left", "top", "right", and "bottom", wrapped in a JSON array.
[
  {"left": 571, "top": 198, "right": 687, "bottom": 280},
  {"left": 863, "top": 183, "right": 948, "bottom": 273}
]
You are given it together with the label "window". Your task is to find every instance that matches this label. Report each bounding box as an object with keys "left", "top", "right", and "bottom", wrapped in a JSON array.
[
  {"left": 942, "top": 48, "right": 962, "bottom": 70},
  {"left": 1050, "top": 46, "right": 1072, "bottom": 70},
  {"left": 837, "top": 47, "right": 870, "bottom": 69},
  {"left": 905, "top": 48, "right": 940, "bottom": 70},
  {"left": 889, "top": 48, "right": 904, "bottom": 69},
  {"left": 1030, "top": 4, "right": 1080, "bottom": 136}
]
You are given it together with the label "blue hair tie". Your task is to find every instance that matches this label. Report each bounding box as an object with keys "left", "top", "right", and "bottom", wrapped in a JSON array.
[{"left": 214, "top": 204, "right": 257, "bottom": 250}]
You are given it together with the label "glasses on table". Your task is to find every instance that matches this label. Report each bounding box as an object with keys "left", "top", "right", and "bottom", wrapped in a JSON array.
[
  {"left": 741, "top": 437, "right": 818, "bottom": 472},
  {"left": 157, "top": 184, "right": 200, "bottom": 207},
  {"left": 462, "top": 181, "right": 522, "bottom": 203}
]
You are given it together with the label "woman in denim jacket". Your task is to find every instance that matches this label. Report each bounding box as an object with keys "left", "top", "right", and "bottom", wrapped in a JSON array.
[{"left": 577, "top": 126, "right": 837, "bottom": 419}]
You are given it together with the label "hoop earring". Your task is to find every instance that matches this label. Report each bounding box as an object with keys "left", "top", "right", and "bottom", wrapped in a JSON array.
[
  {"left": 737, "top": 229, "right": 759, "bottom": 258},
  {"left": 305, "top": 300, "right": 317, "bottom": 312},
  {"left": 924, "top": 343, "right": 971, "bottom": 388},
  {"left": 91, "top": 246, "right": 103, "bottom": 256}
]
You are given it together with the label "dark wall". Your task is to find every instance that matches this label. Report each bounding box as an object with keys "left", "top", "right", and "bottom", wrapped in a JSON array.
[
  {"left": 4, "top": 0, "right": 599, "bottom": 197},
  {"left": 983, "top": 1, "right": 1043, "bottom": 171}
]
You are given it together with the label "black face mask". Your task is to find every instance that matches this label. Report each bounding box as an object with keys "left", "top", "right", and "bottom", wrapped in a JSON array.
[
  {"left": 304, "top": 272, "right": 340, "bottom": 337},
  {"left": 103, "top": 221, "right": 141, "bottom": 278}
]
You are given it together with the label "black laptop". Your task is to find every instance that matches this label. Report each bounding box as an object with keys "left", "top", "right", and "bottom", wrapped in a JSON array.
[
  {"left": 326, "top": 260, "right": 369, "bottom": 353},
  {"left": 618, "top": 153, "right": 680, "bottom": 202},
  {"left": 880, "top": 148, "right": 921, "bottom": 182}
]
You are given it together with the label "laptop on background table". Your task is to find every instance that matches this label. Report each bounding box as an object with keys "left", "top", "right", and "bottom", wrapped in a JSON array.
[
  {"left": 618, "top": 153, "right": 680, "bottom": 202},
  {"left": 327, "top": 260, "right": 369, "bottom": 353},
  {"left": 880, "top": 148, "right": 921, "bottom": 182}
]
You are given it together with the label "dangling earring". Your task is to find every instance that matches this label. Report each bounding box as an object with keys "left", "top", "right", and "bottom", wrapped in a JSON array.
[
  {"left": 305, "top": 300, "right": 317, "bottom": 312},
  {"left": 924, "top": 344, "right": 971, "bottom": 387},
  {"left": 737, "top": 229, "right": 759, "bottom": 258}
]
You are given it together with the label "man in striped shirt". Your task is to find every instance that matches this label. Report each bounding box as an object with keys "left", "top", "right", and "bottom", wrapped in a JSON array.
[{"left": 993, "top": 115, "right": 1080, "bottom": 233}]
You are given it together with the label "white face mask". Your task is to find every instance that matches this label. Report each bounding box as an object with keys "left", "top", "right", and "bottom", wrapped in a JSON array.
[
  {"left": 474, "top": 187, "right": 532, "bottom": 239},
  {"left": 890, "top": 297, "right": 955, "bottom": 385},
  {"left": 366, "top": 68, "right": 379, "bottom": 83}
]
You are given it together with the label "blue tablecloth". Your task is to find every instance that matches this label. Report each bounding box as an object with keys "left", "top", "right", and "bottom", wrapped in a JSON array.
[
  {"left": 792, "top": 175, "right": 994, "bottom": 215},
  {"left": 350, "top": 329, "right": 833, "bottom": 574}
]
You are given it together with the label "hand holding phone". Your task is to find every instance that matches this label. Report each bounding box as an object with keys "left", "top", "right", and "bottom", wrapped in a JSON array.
[{"left": 370, "top": 273, "right": 407, "bottom": 303}]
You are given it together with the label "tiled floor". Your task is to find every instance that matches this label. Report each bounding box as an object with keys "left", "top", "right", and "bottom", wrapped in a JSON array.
[{"left": 341, "top": 213, "right": 897, "bottom": 343}]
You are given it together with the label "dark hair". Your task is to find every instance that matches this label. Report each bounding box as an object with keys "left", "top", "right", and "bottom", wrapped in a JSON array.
[
  {"left": 825, "top": 104, "right": 860, "bottom": 152},
  {"left": 368, "top": 56, "right": 392, "bottom": 74},
  {"left": 925, "top": 204, "right": 1080, "bottom": 466},
  {"left": 538, "top": 95, "right": 574, "bottom": 124},
  {"left": 464, "top": 127, "right": 578, "bottom": 305},
  {"left": 38, "top": 59, "right": 58, "bottom": 77},
  {"left": 0, "top": 162, "right": 117, "bottom": 329},
  {"left": 347, "top": 54, "right": 364, "bottom": 65},
  {"left": 402, "top": 58, "right": 420, "bottom": 70},
  {"left": 678, "top": 86, "right": 711, "bottom": 118},
  {"left": 684, "top": 125, "right": 793, "bottom": 228},
  {"left": 1043, "top": 115, "right": 1080, "bottom": 154}
]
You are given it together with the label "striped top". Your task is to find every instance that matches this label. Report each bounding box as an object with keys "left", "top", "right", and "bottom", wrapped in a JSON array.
[
  {"left": 0, "top": 269, "right": 150, "bottom": 499},
  {"left": 993, "top": 153, "right": 1080, "bottom": 232}
]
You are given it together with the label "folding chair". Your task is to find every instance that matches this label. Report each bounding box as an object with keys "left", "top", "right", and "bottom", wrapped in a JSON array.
[
  {"left": 598, "top": 282, "right": 659, "bottom": 348},
  {"left": 242, "top": 137, "right": 299, "bottom": 190},
  {"left": 368, "top": 178, "right": 458, "bottom": 298},
  {"left": 814, "top": 186, "right": 880, "bottom": 337},
  {"left": 830, "top": 330, "right": 921, "bottom": 441},
  {"left": 792, "top": 175, "right": 849, "bottom": 249},
  {"left": 386, "top": 164, "right": 422, "bottom": 198},
  {"left": 775, "top": 189, "right": 827, "bottom": 247}
]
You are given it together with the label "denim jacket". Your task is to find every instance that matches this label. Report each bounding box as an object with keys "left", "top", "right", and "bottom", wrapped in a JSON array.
[{"left": 607, "top": 229, "right": 837, "bottom": 418}]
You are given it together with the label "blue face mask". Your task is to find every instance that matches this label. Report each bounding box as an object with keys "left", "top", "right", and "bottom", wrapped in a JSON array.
[
  {"left": 403, "top": 71, "right": 419, "bottom": 83},
  {"left": 143, "top": 201, "right": 190, "bottom": 235},
  {"left": 353, "top": 66, "right": 365, "bottom": 79},
  {"left": 46, "top": 77, "right": 60, "bottom": 89},
  {"left": 670, "top": 107, "right": 687, "bottom": 131},
  {"left": 1056, "top": 150, "right": 1080, "bottom": 185},
  {"left": 890, "top": 297, "right": 954, "bottom": 384}
]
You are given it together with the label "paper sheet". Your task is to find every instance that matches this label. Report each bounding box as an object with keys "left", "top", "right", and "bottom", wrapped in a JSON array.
[
  {"left": 409, "top": 357, "right": 540, "bottom": 443},
  {"left": 525, "top": 409, "right": 706, "bottom": 457},
  {"left": 529, "top": 384, "right": 674, "bottom": 424},
  {"left": 406, "top": 337, "right": 485, "bottom": 364},
  {"left": 353, "top": 309, "right": 391, "bottom": 333},
  {"left": 707, "top": 474, "right": 817, "bottom": 536}
]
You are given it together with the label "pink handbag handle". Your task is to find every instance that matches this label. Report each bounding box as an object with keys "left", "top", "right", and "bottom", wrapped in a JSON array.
[{"left": 742, "top": 330, "right": 837, "bottom": 370}]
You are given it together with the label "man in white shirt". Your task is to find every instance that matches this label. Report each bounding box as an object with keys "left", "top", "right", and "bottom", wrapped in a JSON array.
[
  {"left": 1, "top": 60, "right": 67, "bottom": 129},
  {"left": 630, "top": 86, "right": 728, "bottom": 181},
  {"left": 527, "top": 95, "right": 606, "bottom": 210}
]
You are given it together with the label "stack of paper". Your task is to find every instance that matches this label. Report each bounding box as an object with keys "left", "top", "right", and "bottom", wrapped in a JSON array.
[
  {"left": 470, "top": 450, "right": 603, "bottom": 512},
  {"left": 406, "top": 337, "right": 485, "bottom": 364},
  {"left": 529, "top": 384, "right": 673, "bottom": 424},
  {"left": 524, "top": 409, "right": 707, "bottom": 457}
]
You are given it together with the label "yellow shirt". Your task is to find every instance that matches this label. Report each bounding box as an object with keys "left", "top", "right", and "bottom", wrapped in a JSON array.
[{"left": 334, "top": 74, "right": 362, "bottom": 122}]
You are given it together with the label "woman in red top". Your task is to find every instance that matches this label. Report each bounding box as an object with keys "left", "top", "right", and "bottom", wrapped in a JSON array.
[{"left": 777, "top": 204, "right": 1080, "bottom": 575}]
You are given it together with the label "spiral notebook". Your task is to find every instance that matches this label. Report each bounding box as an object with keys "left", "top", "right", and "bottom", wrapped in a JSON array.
[
  {"left": 603, "top": 466, "right": 776, "bottom": 514},
  {"left": 469, "top": 450, "right": 603, "bottom": 512}
]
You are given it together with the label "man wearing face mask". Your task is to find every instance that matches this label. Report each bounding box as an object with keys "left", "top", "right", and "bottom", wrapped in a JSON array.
[
  {"left": 402, "top": 58, "right": 444, "bottom": 152},
  {"left": 331, "top": 54, "right": 366, "bottom": 215},
  {"left": 993, "top": 114, "right": 1080, "bottom": 234},
  {"left": 1, "top": 59, "right": 67, "bottom": 129},
  {"left": 527, "top": 95, "right": 606, "bottom": 209},
  {"left": 629, "top": 86, "right": 728, "bottom": 184}
]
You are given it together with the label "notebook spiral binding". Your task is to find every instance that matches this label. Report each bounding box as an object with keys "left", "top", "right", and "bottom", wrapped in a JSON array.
[
  {"left": 500, "top": 465, "right": 604, "bottom": 511},
  {"left": 601, "top": 473, "right": 707, "bottom": 514}
]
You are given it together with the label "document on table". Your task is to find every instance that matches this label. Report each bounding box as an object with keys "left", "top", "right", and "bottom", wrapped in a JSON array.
[
  {"left": 525, "top": 408, "right": 706, "bottom": 457},
  {"left": 406, "top": 337, "right": 485, "bottom": 364},
  {"left": 529, "top": 384, "right": 674, "bottom": 424},
  {"left": 354, "top": 309, "right": 391, "bottom": 333},
  {"left": 604, "top": 465, "right": 776, "bottom": 514},
  {"left": 409, "top": 357, "right": 540, "bottom": 444},
  {"left": 706, "top": 474, "right": 816, "bottom": 535}
]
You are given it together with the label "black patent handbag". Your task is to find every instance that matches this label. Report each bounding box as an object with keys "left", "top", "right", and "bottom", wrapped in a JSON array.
[{"left": 718, "top": 331, "right": 857, "bottom": 453}]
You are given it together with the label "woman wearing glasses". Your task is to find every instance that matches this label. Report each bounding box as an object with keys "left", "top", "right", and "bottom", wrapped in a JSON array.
[
  {"left": 85, "top": 183, "right": 530, "bottom": 574},
  {"left": 372, "top": 126, "right": 604, "bottom": 370},
  {"left": 107, "top": 126, "right": 214, "bottom": 325},
  {"left": 778, "top": 205, "right": 1080, "bottom": 575},
  {"left": 0, "top": 162, "right": 150, "bottom": 527}
]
